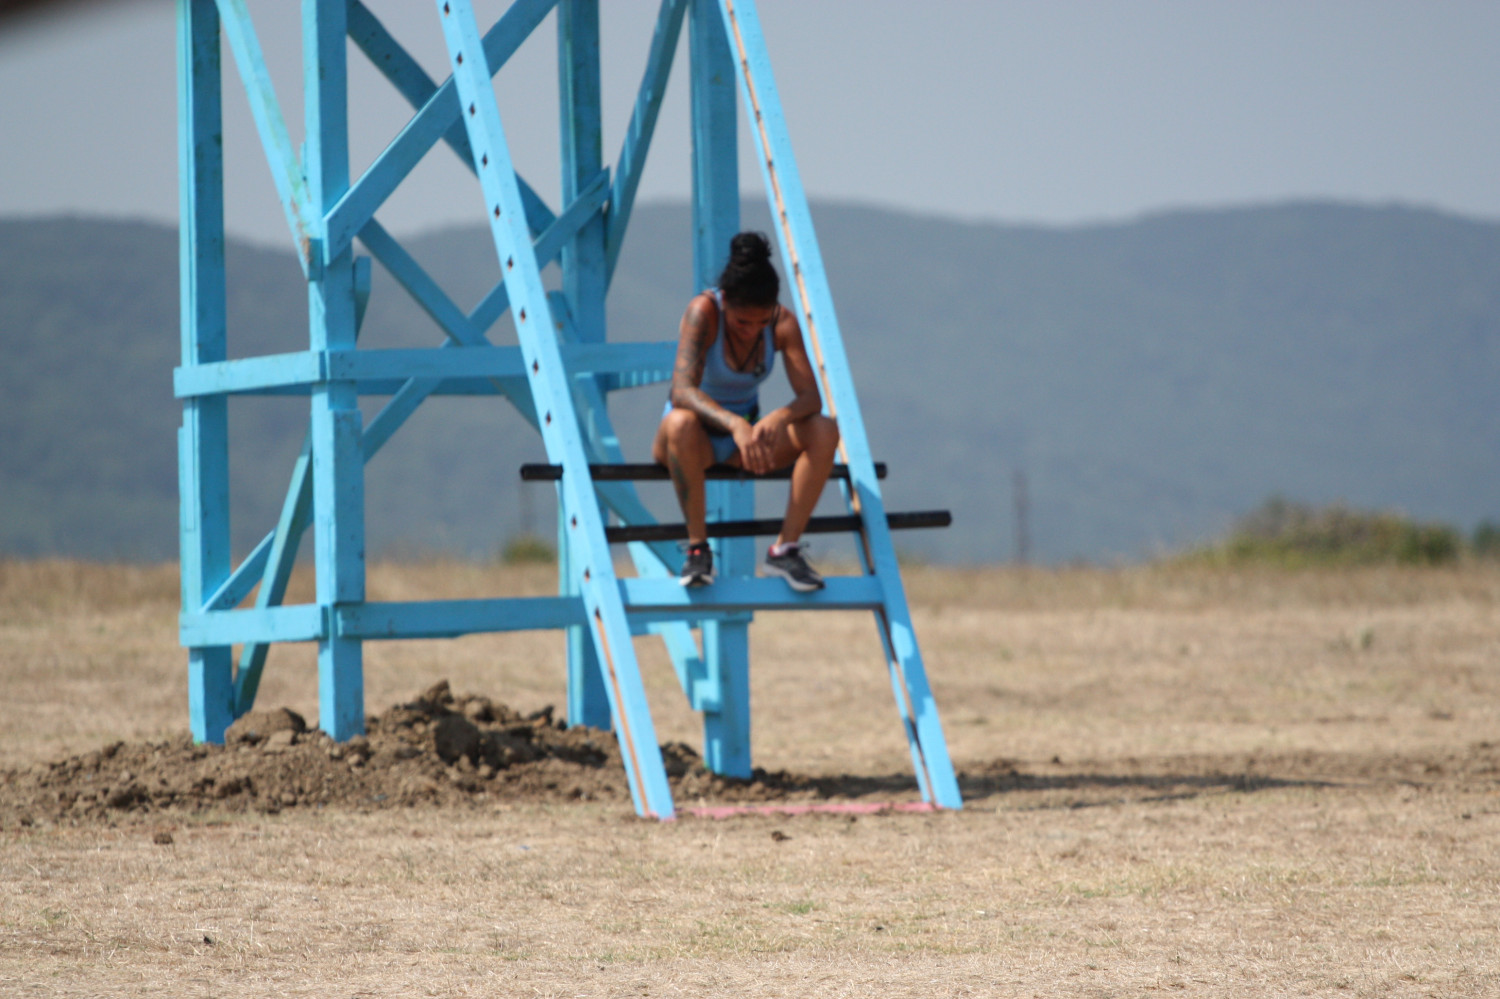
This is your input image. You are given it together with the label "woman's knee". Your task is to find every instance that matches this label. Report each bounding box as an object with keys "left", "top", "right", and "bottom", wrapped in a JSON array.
[
  {"left": 790, "top": 413, "right": 838, "bottom": 459},
  {"left": 660, "top": 408, "right": 711, "bottom": 459},
  {"left": 807, "top": 414, "right": 839, "bottom": 454}
]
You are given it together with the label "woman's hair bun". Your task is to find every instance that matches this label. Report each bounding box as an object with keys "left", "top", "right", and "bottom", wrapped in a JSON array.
[
  {"left": 719, "top": 231, "right": 779, "bottom": 306},
  {"left": 730, "top": 231, "right": 773, "bottom": 265}
]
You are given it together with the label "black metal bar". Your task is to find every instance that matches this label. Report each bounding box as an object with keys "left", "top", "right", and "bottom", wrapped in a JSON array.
[
  {"left": 520, "top": 461, "right": 887, "bottom": 482},
  {"left": 602, "top": 510, "right": 950, "bottom": 544}
]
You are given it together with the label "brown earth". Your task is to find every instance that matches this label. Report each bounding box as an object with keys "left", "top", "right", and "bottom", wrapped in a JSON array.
[
  {"left": 5, "top": 672, "right": 1497, "bottom": 829},
  {"left": 5, "top": 560, "right": 1500, "bottom": 996},
  {"left": 0, "top": 679, "right": 806, "bottom": 827}
]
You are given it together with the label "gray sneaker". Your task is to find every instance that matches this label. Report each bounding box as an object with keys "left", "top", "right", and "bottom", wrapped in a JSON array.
[{"left": 764, "top": 542, "right": 824, "bottom": 592}]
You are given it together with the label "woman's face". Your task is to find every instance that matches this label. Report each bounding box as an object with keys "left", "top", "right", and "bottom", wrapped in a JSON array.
[{"left": 723, "top": 302, "right": 777, "bottom": 339}]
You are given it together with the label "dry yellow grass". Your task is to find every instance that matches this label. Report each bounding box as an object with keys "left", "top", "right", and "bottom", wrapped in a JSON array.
[{"left": 2, "top": 558, "right": 1498, "bottom": 996}]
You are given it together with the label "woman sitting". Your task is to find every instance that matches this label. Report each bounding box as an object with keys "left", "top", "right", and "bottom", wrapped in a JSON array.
[{"left": 651, "top": 232, "right": 839, "bottom": 590}]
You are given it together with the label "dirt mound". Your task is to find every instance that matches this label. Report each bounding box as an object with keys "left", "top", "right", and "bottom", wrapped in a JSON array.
[{"left": 0, "top": 681, "right": 815, "bottom": 827}]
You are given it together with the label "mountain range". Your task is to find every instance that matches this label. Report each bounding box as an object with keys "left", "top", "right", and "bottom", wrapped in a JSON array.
[{"left": 3, "top": 200, "right": 1497, "bottom": 564}]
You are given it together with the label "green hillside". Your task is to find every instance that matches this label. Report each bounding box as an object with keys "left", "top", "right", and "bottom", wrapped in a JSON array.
[{"left": 2, "top": 202, "right": 1497, "bottom": 564}]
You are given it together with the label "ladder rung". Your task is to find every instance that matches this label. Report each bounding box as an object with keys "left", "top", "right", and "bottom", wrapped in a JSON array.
[
  {"left": 520, "top": 461, "right": 887, "bottom": 482},
  {"left": 603, "top": 510, "right": 950, "bottom": 544}
]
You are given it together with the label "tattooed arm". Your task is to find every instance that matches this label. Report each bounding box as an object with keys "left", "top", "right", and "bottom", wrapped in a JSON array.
[
  {"left": 747, "top": 308, "right": 822, "bottom": 453},
  {"left": 669, "top": 293, "right": 750, "bottom": 438}
]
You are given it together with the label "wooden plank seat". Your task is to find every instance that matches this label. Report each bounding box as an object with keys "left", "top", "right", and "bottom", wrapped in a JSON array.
[{"left": 520, "top": 461, "right": 887, "bottom": 482}]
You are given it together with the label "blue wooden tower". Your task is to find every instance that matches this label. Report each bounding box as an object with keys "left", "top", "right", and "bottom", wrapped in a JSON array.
[{"left": 176, "top": 0, "right": 961, "bottom": 819}]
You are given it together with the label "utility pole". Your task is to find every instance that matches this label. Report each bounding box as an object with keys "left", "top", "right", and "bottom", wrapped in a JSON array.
[{"left": 1013, "top": 469, "right": 1030, "bottom": 566}]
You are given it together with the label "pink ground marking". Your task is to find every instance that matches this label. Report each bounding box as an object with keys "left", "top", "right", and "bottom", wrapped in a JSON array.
[{"left": 683, "top": 801, "right": 940, "bottom": 820}]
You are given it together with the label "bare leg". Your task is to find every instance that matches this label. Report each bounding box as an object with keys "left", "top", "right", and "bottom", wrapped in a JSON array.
[
  {"left": 772, "top": 414, "right": 839, "bottom": 546},
  {"left": 652, "top": 409, "right": 717, "bottom": 544}
]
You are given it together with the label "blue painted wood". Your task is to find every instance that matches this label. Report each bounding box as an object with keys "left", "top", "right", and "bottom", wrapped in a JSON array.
[
  {"left": 337, "top": 597, "right": 585, "bottom": 639},
  {"left": 622, "top": 576, "right": 885, "bottom": 617},
  {"left": 179, "top": 0, "right": 235, "bottom": 745},
  {"left": 175, "top": 343, "right": 673, "bottom": 399},
  {"left": 437, "top": 0, "right": 676, "bottom": 819},
  {"left": 180, "top": 605, "right": 327, "bottom": 647},
  {"left": 714, "top": 0, "right": 961, "bottom": 810},
  {"left": 305, "top": 0, "right": 366, "bottom": 742},
  {"left": 231, "top": 256, "right": 369, "bottom": 719},
  {"left": 203, "top": 534, "right": 271, "bottom": 612},
  {"left": 691, "top": 0, "right": 753, "bottom": 779},
  {"left": 547, "top": 291, "right": 703, "bottom": 724},
  {"left": 233, "top": 436, "right": 312, "bottom": 715},
  {"left": 469, "top": 166, "right": 611, "bottom": 334},
  {"left": 174, "top": 351, "right": 324, "bottom": 397},
  {"left": 605, "top": 0, "right": 689, "bottom": 282},
  {"left": 325, "top": 0, "right": 560, "bottom": 260},
  {"left": 557, "top": 0, "right": 613, "bottom": 732},
  {"left": 215, "top": 0, "right": 313, "bottom": 266}
]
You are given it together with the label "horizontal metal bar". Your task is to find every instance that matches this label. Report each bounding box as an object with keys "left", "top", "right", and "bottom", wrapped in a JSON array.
[
  {"left": 620, "top": 576, "right": 885, "bottom": 619},
  {"left": 605, "top": 511, "right": 951, "bottom": 545},
  {"left": 175, "top": 343, "right": 676, "bottom": 397},
  {"left": 336, "top": 596, "right": 586, "bottom": 640},
  {"left": 180, "top": 604, "right": 326, "bottom": 646},
  {"left": 521, "top": 461, "right": 889, "bottom": 482}
]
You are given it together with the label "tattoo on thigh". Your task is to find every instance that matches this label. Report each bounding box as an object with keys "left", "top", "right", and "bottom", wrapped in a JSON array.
[{"left": 667, "top": 454, "right": 690, "bottom": 511}]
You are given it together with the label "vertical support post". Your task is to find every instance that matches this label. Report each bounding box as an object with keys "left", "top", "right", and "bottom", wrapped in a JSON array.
[
  {"left": 178, "top": 0, "right": 234, "bottom": 744},
  {"left": 558, "top": 0, "right": 610, "bottom": 730},
  {"left": 305, "top": 0, "right": 366, "bottom": 740},
  {"left": 437, "top": 0, "right": 675, "bottom": 819},
  {"left": 716, "top": 0, "right": 961, "bottom": 808},
  {"left": 691, "top": 0, "right": 752, "bottom": 777}
]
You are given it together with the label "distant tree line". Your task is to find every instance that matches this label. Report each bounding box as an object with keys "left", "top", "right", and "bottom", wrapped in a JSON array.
[{"left": 1184, "top": 497, "right": 1500, "bottom": 567}]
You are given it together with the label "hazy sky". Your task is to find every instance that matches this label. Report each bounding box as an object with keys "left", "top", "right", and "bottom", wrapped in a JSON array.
[{"left": 1, "top": 0, "right": 1496, "bottom": 249}]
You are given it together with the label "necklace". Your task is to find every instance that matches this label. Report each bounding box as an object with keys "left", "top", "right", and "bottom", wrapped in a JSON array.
[
  {"left": 724, "top": 328, "right": 763, "bottom": 374},
  {"left": 723, "top": 305, "right": 775, "bottom": 375}
]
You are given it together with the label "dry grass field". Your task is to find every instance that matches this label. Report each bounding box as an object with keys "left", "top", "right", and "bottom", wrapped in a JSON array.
[{"left": 2, "top": 558, "right": 1498, "bottom": 997}]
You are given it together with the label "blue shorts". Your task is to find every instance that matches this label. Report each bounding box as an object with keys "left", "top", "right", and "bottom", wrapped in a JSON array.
[{"left": 662, "top": 401, "right": 758, "bottom": 465}]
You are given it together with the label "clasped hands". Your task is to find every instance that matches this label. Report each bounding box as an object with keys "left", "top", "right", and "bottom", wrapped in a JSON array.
[{"left": 731, "top": 411, "right": 787, "bottom": 475}]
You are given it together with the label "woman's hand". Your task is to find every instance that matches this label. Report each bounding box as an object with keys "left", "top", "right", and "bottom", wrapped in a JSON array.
[
  {"left": 734, "top": 416, "right": 776, "bottom": 474},
  {"left": 741, "top": 411, "right": 789, "bottom": 474}
]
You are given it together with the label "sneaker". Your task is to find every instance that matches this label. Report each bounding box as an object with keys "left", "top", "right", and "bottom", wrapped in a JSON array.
[
  {"left": 764, "top": 541, "right": 825, "bottom": 592},
  {"left": 680, "top": 542, "right": 714, "bottom": 587}
]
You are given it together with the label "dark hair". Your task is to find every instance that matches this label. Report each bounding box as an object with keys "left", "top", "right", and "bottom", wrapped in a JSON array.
[{"left": 717, "top": 231, "right": 779, "bottom": 307}]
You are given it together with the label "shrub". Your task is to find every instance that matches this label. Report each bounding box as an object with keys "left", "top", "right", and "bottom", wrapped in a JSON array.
[
  {"left": 1473, "top": 521, "right": 1500, "bottom": 560},
  {"left": 1188, "top": 497, "right": 1461, "bottom": 567},
  {"left": 500, "top": 534, "right": 556, "bottom": 565}
]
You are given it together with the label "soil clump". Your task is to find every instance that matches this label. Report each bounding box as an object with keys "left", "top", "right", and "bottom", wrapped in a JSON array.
[
  {"left": 0, "top": 681, "right": 798, "bottom": 827},
  {"left": 3, "top": 679, "right": 1496, "bottom": 828}
]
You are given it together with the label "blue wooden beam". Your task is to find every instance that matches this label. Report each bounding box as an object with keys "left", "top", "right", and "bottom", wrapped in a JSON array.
[
  {"left": 305, "top": 0, "right": 366, "bottom": 741},
  {"left": 715, "top": 0, "right": 961, "bottom": 810},
  {"left": 437, "top": 0, "right": 676, "bottom": 820},
  {"left": 468, "top": 167, "right": 611, "bottom": 336},
  {"left": 691, "top": 0, "right": 753, "bottom": 780},
  {"left": 326, "top": 0, "right": 560, "bottom": 261},
  {"left": 621, "top": 576, "right": 885, "bottom": 619},
  {"left": 557, "top": 0, "right": 613, "bottom": 732},
  {"left": 181, "top": 604, "right": 327, "bottom": 647},
  {"left": 605, "top": 0, "right": 689, "bottom": 282},
  {"left": 337, "top": 596, "right": 586, "bottom": 640},
  {"left": 214, "top": 0, "right": 315, "bottom": 269},
  {"left": 179, "top": 0, "right": 235, "bottom": 744}
]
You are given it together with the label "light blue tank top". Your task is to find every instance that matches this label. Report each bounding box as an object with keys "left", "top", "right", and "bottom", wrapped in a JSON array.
[{"left": 695, "top": 288, "right": 777, "bottom": 417}]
